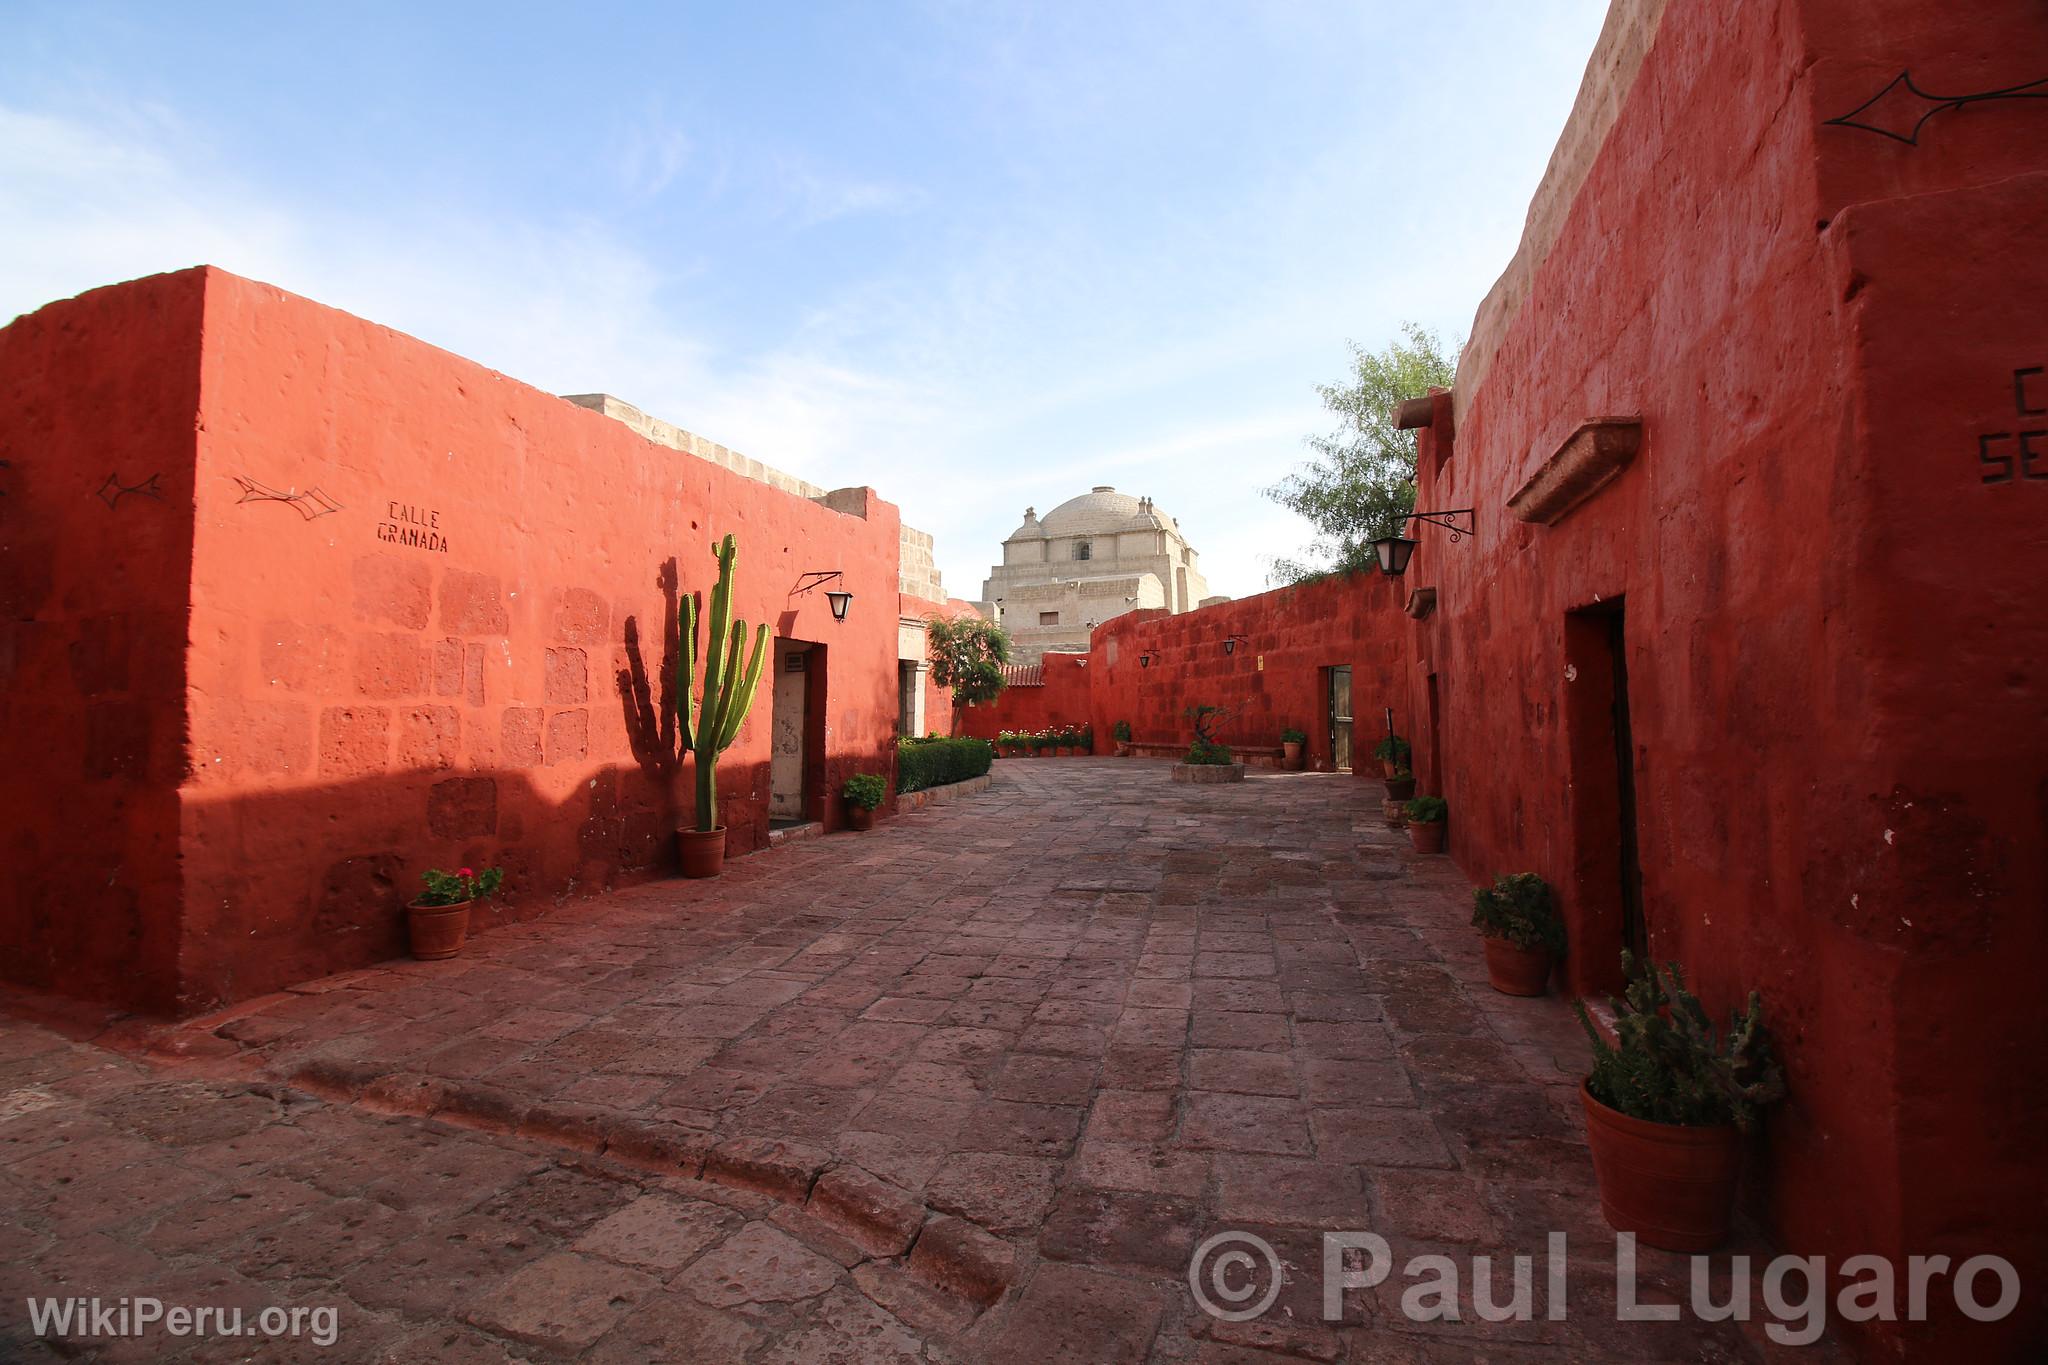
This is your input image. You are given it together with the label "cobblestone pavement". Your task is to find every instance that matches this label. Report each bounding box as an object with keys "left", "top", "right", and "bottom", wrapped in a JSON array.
[{"left": 2, "top": 759, "right": 1839, "bottom": 1362}]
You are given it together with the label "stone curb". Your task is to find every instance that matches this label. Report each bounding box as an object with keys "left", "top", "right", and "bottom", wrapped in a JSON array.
[
  {"left": 895, "top": 773, "right": 993, "bottom": 814},
  {"left": 279, "top": 1062, "right": 1018, "bottom": 1310}
]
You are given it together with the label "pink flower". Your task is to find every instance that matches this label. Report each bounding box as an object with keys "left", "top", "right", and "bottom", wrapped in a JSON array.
[{"left": 458, "top": 867, "right": 473, "bottom": 878}]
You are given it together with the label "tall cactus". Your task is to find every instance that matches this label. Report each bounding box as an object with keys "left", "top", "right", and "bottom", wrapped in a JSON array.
[{"left": 677, "top": 534, "right": 769, "bottom": 832}]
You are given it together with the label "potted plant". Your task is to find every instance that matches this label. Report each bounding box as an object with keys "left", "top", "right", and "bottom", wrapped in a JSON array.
[
  {"left": 1404, "top": 795, "right": 1447, "bottom": 853},
  {"left": 1173, "top": 705, "right": 1245, "bottom": 783},
  {"left": 1574, "top": 955, "right": 1786, "bottom": 1252},
  {"left": 1077, "top": 724, "right": 1094, "bottom": 755},
  {"left": 407, "top": 865, "right": 504, "bottom": 960},
  {"left": 1280, "top": 727, "right": 1306, "bottom": 770},
  {"left": 842, "top": 773, "right": 886, "bottom": 831},
  {"left": 1112, "top": 720, "right": 1133, "bottom": 757},
  {"left": 1372, "top": 733, "right": 1412, "bottom": 779},
  {"left": 677, "top": 534, "right": 769, "bottom": 878},
  {"left": 1470, "top": 872, "right": 1565, "bottom": 995},
  {"left": 1384, "top": 766, "right": 1417, "bottom": 802}
]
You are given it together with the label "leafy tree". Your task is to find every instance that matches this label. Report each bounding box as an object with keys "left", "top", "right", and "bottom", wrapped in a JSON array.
[
  {"left": 925, "top": 613, "right": 1011, "bottom": 728},
  {"left": 1266, "top": 323, "right": 1459, "bottom": 583}
]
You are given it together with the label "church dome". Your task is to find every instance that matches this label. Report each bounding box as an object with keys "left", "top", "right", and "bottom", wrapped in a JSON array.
[{"left": 1039, "top": 486, "right": 1147, "bottom": 536}]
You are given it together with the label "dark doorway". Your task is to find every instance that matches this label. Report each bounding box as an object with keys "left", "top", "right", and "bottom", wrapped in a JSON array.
[
  {"left": 1608, "top": 612, "right": 1647, "bottom": 959},
  {"left": 1425, "top": 671, "right": 1443, "bottom": 796},
  {"left": 1564, "top": 600, "right": 1647, "bottom": 989},
  {"left": 1327, "top": 666, "right": 1353, "bottom": 772}
]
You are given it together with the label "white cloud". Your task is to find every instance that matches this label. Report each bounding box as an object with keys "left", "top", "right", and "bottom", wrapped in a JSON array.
[{"left": 0, "top": 0, "right": 1606, "bottom": 604}]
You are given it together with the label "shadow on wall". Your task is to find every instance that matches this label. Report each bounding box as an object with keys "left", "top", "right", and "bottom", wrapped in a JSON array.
[
  {"left": 32, "top": 756, "right": 773, "bottom": 1019},
  {"left": 618, "top": 555, "right": 684, "bottom": 783}
]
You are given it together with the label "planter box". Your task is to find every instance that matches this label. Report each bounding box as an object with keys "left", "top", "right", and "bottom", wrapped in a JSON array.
[{"left": 1172, "top": 762, "right": 1246, "bottom": 784}]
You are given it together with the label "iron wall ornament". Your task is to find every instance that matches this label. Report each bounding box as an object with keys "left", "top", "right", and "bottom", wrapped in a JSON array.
[
  {"left": 1824, "top": 69, "right": 2048, "bottom": 146},
  {"left": 793, "top": 570, "right": 853, "bottom": 621},
  {"left": 95, "top": 473, "right": 162, "bottom": 509},
  {"left": 233, "top": 475, "right": 343, "bottom": 520}
]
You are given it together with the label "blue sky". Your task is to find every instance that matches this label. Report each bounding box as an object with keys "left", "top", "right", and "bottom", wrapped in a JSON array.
[{"left": 0, "top": 1, "right": 1608, "bottom": 598}]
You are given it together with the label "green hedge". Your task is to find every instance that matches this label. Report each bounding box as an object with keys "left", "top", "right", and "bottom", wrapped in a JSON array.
[{"left": 897, "top": 736, "right": 994, "bottom": 793}]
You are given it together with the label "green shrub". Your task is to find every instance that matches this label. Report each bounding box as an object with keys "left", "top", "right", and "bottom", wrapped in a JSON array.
[
  {"left": 1469, "top": 872, "right": 1562, "bottom": 954},
  {"left": 1575, "top": 953, "right": 1786, "bottom": 1132},
  {"left": 1112, "top": 720, "right": 1133, "bottom": 742},
  {"left": 897, "top": 736, "right": 993, "bottom": 793},
  {"left": 841, "top": 773, "right": 887, "bottom": 810},
  {"left": 1372, "top": 734, "right": 1411, "bottom": 764},
  {"left": 1404, "top": 795, "right": 1447, "bottom": 823},
  {"left": 1280, "top": 727, "right": 1307, "bottom": 744},
  {"left": 417, "top": 866, "right": 504, "bottom": 907},
  {"left": 1185, "top": 739, "right": 1235, "bottom": 766}
]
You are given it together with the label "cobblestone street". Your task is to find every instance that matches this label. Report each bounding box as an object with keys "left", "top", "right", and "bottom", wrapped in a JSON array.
[{"left": 2, "top": 760, "right": 1832, "bottom": 1362}]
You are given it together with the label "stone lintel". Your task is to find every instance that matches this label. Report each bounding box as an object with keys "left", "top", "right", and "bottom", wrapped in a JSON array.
[{"left": 1507, "top": 417, "right": 1644, "bottom": 525}]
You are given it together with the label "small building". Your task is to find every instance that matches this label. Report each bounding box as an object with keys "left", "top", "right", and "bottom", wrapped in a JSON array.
[{"left": 978, "top": 486, "right": 1213, "bottom": 661}]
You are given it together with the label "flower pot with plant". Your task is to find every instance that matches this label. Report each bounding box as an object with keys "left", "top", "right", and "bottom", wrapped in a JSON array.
[
  {"left": 1470, "top": 872, "right": 1564, "bottom": 995},
  {"left": 677, "top": 534, "right": 769, "bottom": 878},
  {"left": 1280, "top": 727, "right": 1307, "bottom": 770},
  {"left": 1404, "top": 795, "right": 1447, "bottom": 853},
  {"left": 1384, "top": 767, "right": 1417, "bottom": 802},
  {"left": 1372, "top": 733, "right": 1411, "bottom": 779},
  {"left": 407, "top": 866, "right": 504, "bottom": 960},
  {"left": 1112, "top": 720, "right": 1133, "bottom": 757},
  {"left": 842, "top": 773, "right": 886, "bottom": 831},
  {"left": 1573, "top": 955, "right": 1786, "bottom": 1252},
  {"left": 1173, "top": 704, "right": 1245, "bottom": 782}
]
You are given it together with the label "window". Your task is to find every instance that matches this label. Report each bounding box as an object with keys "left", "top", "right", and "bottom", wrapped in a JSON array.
[
  {"left": 1075, "top": 540, "right": 1092, "bottom": 561},
  {"left": 1039, "top": 611, "right": 1060, "bottom": 626}
]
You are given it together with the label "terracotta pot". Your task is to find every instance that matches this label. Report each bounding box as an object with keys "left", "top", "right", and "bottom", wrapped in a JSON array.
[
  {"left": 1482, "top": 936, "right": 1552, "bottom": 996},
  {"left": 1115, "top": 742, "right": 1131, "bottom": 757},
  {"left": 848, "top": 804, "right": 876, "bottom": 832},
  {"left": 1283, "top": 740, "right": 1303, "bottom": 770},
  {"left": 1384, "top": 776, "right": 1417, "bottom": 802},
  {"left": 677, "top": 826, "right": 727, "bottom": 878},
  {"left": 1408, "top": 819, "right": 1445, "bottom": 854},
  {"left": 406, "top": 899, "right": 472, "bottom": 960},
  {"left": 1580, "top": 1081, "right": 1743, "bottom": 1252},
  {"left": 1381, "top": 758, "right": 1399, "bottom": 778}
]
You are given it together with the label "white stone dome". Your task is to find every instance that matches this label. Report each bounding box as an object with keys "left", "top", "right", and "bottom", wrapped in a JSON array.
[{"left": 1038, "top": 486, "right": 1147, "bottom": 536}]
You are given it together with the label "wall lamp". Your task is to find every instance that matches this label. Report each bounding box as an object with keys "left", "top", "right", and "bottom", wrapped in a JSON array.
[
  {"left": 795, "top": 570, "right": 854, "bottom": 622},
  {"left": 1139, "top": 652, "right": 1155, "bottom": 669},
  {"left": 1222, "top": 634, "right": 1248, "bottom": 656},
  {"left": 1371, "top": 508, "right": 1475, "bottom": 577}
]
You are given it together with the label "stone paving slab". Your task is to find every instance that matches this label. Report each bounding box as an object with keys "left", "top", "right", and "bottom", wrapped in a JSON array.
[{"left": 0, "top": 759, "right": 1846, "bottom": 1361}]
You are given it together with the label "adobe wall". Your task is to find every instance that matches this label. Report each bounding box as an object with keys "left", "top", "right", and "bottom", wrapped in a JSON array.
[
  {"left": 0, "top": 272, "right": 205, "bottom": 1015},
  {"left": 0, "top": 267, "right": 911, "bottom": 1016},
  {"left": 966, "top": 573, "right": 1415, "bottom": 775},
  {"left": 1415, "top": 0, "right": 2047, "bottom": 1356},
  {"left": 957, "top": 653, "right": 1093, "bottom": 742}
]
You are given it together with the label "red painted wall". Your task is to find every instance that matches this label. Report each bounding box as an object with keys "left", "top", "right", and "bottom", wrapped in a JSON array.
[
  {"left": 0, "top": 271, "right": 204, "bottom": 1016},
  {"left": 967, "top": 573, "right": 1416, "bottom": 777},
  {"left": 1410, "top": 1, "right": 2048, "bottom": 1357},
  {"left": 957, "top": 653, "right": 1093, "bottom": 742},
  {"left": 2, "top": 267, "right": 910, "bottom": 1016}
]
